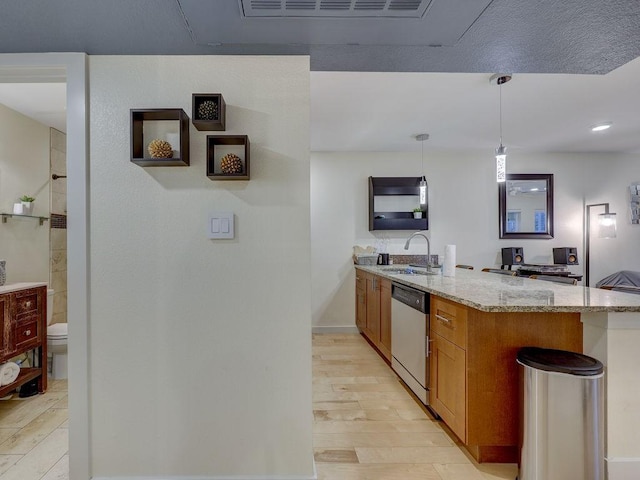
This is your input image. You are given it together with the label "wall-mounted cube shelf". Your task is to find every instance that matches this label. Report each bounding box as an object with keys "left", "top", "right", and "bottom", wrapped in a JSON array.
[
  {"left": 192, "top": 94, "right": 226, "bottom": 131},
  {"left": 369, "top": 176, "right": 428, "bottom": 231},
  {"left": 207, "top": 135, "right": 250, "bottom": 181},
  {"left": 130, "top": 109, "right": 190, "bottom": 166}
]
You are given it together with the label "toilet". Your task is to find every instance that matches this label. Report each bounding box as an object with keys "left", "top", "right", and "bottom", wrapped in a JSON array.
[{"left": 46, "top": 289, "right": 68, "bottom": 379}]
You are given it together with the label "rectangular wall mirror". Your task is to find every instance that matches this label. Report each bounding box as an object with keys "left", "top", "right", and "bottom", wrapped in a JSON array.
[{"left": 499, "top": 173, "right": 554, "bottom": 239}]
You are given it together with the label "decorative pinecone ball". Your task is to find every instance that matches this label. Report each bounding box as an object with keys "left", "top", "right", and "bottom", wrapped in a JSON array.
[
  {"left": 220, "top": 153, "right": 243, "bottom": 174},
  {"left": 198, "top": 100, "right": 218, "bottom": 120},
  {"left": 148, "top": 139, "right": 173, "bottom": 158}
]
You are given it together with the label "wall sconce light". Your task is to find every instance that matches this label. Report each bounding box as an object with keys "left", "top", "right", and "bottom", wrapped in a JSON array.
[
  {"left": 584, "top": 202, "right": 617, "bottom": 286},
  {"left": 490, "top": 74, "right": 512, "bottom": 183},
  {"left": 416, "top": 133, "right": 429, "bottom": 205}
]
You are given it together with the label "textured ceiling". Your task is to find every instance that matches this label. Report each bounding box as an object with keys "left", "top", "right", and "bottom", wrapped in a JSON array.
[
  {"left": 0, "top": 0, "right": 639, "bottom": 153},
  {"left": 0, "top": 0, "right": 638, "bottom": 74}
]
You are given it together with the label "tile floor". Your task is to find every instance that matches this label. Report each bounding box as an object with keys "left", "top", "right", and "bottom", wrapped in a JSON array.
[
  {"left": 313, "top": 334, "right": 518, "bottom": 480},
  {"left": 0, "top": 335, "right": 519, "bottom": 479},
  {"left": 0, "top": 379, "right": 68, "bottom": 480}
]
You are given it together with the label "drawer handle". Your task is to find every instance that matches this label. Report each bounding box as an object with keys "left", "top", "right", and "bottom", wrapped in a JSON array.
[
  {"left": 25, "top": 301, "right": 32, "bottom": 308},
  {"left": 435, "top": 313, "right": 452, "bottom": 324},
  {"left": 24, "top": 329, "right": 32, "bottom": 336}
]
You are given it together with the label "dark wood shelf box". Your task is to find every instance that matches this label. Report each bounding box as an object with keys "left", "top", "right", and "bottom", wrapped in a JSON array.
[
  {"left": 369, "top": 176, "right": 428, "bottom": 231},
  {"left": 130, "top": 109, "right": 190, "bottom": 166},
  {"left": 207, "top": 135, "right": 250, "bottom": 181},
  {"left": 192, "top": 94, "right": 226, "bottom": 131}
]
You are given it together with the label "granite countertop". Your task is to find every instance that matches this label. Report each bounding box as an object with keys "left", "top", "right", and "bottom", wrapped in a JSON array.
[
  {"left": 355, "top": 265, "right": 640, "bottom": 313},
  {"left": 0, "top": 282, "right": 48, "bottom": 295}
]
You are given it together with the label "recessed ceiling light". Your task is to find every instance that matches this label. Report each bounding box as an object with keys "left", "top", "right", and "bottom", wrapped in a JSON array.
[{"left": 591, "top": 123, "right": 612, "bottom": 132}]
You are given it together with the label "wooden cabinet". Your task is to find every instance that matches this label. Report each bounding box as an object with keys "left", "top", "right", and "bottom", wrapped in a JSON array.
[
  {"left": 356, "top": 271, "right": 391, "bottom": 362},
  {"left": 429, "top": 294, "right": 583, "bottom": 463},
  {"left": 0, "top": 293, "right": 8, "bottom": 358},
  {"left": 431, "top": 296, "right": 467, "bottom": 442},
  {"left": 0, "top": 286, "right": 47, "bottom": 398},
  {"left": 432, "top": 334, "right": 466, "bottom": 440},
  {"left": 378, "top": 279, "right": 392, "bottom": 360},
  {"left": 355, "top": 273, "right": 366, "bottom": 331},
  {"left": 365, "top": 273, "right": 380, "bottom": 342}
]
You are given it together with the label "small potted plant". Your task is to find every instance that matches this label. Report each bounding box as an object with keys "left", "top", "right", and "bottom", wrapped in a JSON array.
[
  {"left": 413, "top": 207, "right": 423, "bottom": 219},
  {"left": 20, "top": 195, "right": 35, "bottom": 215}
]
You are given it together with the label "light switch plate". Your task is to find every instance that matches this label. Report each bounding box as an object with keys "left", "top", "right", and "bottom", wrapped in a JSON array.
[{"left": 208, "top": 212, "right": 234, "bottom": 239}]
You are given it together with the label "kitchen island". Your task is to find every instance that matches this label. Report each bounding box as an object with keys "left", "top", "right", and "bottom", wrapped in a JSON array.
[{"left": 355, "top": 265, "right": 640, "bottom": 479}]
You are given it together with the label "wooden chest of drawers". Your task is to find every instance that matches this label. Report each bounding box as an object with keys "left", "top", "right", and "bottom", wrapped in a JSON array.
[{"left": 0, "top": 285, "right": 47, "bottom": 397}]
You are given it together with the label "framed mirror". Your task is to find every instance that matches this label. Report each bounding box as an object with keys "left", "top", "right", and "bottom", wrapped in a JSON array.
[{"left": 499, "top": 173, "right": 554, "bottom": 239}]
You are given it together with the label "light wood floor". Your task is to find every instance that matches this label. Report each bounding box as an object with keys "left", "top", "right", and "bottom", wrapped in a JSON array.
[
  {"left": 0, "top": 335, "right": 518, "bottom": 479},
  {"left": 313, "top": 333, "right": 518, "bottom": 480},
  {"left": 0, "top": 379, "right": 68, "bottom": 480}
]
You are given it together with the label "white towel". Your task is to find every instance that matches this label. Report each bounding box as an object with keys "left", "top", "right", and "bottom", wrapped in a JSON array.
[
  {"left": 0, "top": 362, "right": 20, "bottom": 386},
  {"left": 443, "top": 244, "right": 456, "bottom": 277}
]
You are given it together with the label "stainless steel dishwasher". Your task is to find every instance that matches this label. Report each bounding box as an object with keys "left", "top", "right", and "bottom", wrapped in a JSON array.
[{"left": 391, "top": 282, "right": 430, "bottom": 405}]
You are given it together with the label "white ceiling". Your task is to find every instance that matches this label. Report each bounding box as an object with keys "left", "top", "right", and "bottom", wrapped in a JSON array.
[
  {"left": 1, "top": 55, "right": 639, "bottom": 154},
  {"left": 0, "top": 83, "right": 66, "bottom": 133},
  {"left": 310, "top": 55, "right": 640, "bottom": 153}
]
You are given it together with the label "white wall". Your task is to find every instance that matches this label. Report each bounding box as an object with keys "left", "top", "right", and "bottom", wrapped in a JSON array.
[
  {"left": 89, "top": 56, "right": 313, "bottom": 478},
  {"left": 0, "top": 103, "right": 50, "bottom": 284},
  {"left": 581, "top": 154, "right": 640, "bottom": 285},
  {"left": 311, "top": 150, "right": 640, "bottom": 328}
]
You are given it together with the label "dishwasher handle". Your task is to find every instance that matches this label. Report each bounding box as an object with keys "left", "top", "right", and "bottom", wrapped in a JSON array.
[{"left": 425, "top": 335, "right": 434, "bottom": 357}]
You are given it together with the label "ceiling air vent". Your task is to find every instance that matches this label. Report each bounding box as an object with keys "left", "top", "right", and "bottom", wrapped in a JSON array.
[
  {"left": 240, "top": 0, "right": 431, "bottom": 17},
  {"left": 388, "top": 0, "right": 422, "bottom": 10}
]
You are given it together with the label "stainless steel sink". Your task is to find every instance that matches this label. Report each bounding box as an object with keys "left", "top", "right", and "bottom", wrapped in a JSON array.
[{"left": 379, "top": 266, "right": 438, "bottom": 276}]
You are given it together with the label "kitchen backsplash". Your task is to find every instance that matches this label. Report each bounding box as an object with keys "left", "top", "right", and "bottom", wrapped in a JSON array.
[{"left": 391, "top": 254, "right": 429, "bottom": 265}]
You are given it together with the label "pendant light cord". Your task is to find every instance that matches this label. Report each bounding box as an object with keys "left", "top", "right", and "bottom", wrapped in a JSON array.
[
  {"left": 499, "top": 83, "right": 503, "bottom": 146},
  {"left": 421, "top": 137, "right": 424, "bottom": 176}
]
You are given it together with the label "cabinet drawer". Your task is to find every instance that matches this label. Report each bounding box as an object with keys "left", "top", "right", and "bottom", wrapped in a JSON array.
[
  {"left": 15, "top": 290, "right": 40, "bottom": 317},
  {"left": 355, "top": 272, "right": 366, "bottom": 291},
  {"left": 15, "top": 318, "right": 39, "bottom": 350},
  {"left": 431, "top": 296, "right": 467, "bottom": 349}
]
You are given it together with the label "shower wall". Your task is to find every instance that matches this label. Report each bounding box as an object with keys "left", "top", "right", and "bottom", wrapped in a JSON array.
[{"left": 50, "top": 128, "right": 67, "bottom": 324}]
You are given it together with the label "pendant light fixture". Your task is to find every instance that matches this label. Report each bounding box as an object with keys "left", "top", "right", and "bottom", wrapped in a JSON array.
[
  {"left": 415, "top": 133, "right": 429, "bottom": 205},
  {"left": 490, "top": 74, "right": 512, "bottom": 183}
]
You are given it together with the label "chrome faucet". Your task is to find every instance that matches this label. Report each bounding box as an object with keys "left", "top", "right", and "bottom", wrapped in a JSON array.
[{"left": 404, "top": 231, "right": 432, "bottom": 272}]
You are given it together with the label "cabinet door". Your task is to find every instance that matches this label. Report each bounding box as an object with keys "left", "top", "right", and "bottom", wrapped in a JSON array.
[
  {"left": 378, "top": 278, "right": 392, "bottom": 361},
  {"left": 431, "top": 333, "right": 466, "bottom": 442},
  {"left": 365, "top": 274, "right": 380, "bottom": 342},
  {"left": 355, "top": 273, "right": 366, "bottom": 331}
]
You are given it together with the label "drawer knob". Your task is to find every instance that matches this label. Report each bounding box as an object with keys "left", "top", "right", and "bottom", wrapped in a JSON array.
[
  {"left": 25, "top": 301, "right": 32, "bottom": 308},
  {"left": 25, "top": 329, "right": 32, "bottom": 336}
]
